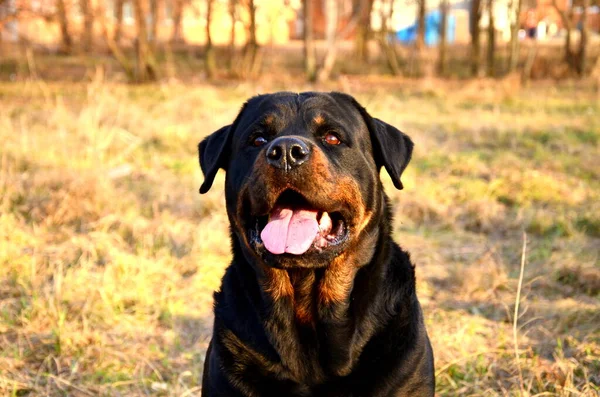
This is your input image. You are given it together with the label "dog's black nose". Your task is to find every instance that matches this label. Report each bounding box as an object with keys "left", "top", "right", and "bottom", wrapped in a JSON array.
[{"left": 266, "top": 137, "right": 310, "bottom": 170}]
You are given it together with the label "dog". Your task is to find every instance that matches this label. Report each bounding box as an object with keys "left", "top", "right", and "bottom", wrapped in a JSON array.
[{"left": 198, "top": 92, "right": 434, "bottom": 396}]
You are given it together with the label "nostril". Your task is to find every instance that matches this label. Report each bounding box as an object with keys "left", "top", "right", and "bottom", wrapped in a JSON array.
[
  {"left": 290, "top": 145, "right": 308, "bottom": 161},
  {"left": 267, "top": 145, "right": 282, "bottom": 161},
  {"left": 266, "top": 138, "right": 309, "bottom": 169}
]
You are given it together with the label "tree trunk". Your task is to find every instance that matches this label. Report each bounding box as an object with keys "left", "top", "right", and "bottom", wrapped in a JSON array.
[
  {"left": 316, "top": 0, "right": 365, "bottom": 81},
  {"left": 411, "top": 0, "right": 426, "bottom": 76},
  {"left": 149, "top": 0, "right": 160, "bottom": 51},
  {"left": 114, "top": 0, "right": 124, "bottom": 44},
  {"left": 80, "top": 0, "right": 94, "bottom": 52},
  {"left": 239, "top": 0, "right": 260, "bottom": 78},
  {"left": 438, "top": 0, "right": 448, "bottom": 75},
  {"left": 228, "top": 0, "right": 237, "bottom": 71},
  {"left": 133, "top": 0, "right": 157, "bottom": 82},
  {"left": 591, "top": 52, "right": 600, "bottom": 95},
  {"left": 470, "top": 0, "right": 482, "bottom": 76},
  {"left": 552, "top": 0, "right": 577, "bottom": 74},
  {"left": 98, "top": 0, "right": 134, "bottom": 80},
  {"left": 317, "top": 0, "right": 339, "bottom": 81},
  {"left": 56, "top": 0, "right": 72, "bottom": 54},
  {"left": 416, "top": 0, "right": 426, "bottom": 50},
  {"left": 576, "top": 0, "right": 590, "bottom": 76},
  {"left": 487, "top": 0, "right": 495, "bottom": 77},
  {"left": 508, "top": 0, "right": 522, "bottom": 72},
  {"left": 354, "top": 0, "right": 373, "bottom": 62},
  {"left": 205, "top": 0, "right": 216, "bottom": 79},
  {"left": 521, "top": 40, "right": 537, "bottom": 84},
  {"left": 0, "top": 0, "right": 6, "bottom": 50},
  {"left": 378, "top": 0, "right": 401, "bottom": 75},
  {"left": 171, "top": 0, "right": 184, "bottom": 43},
  {"left": 303, "top": 0, "right": 316, "bottom": 81}
]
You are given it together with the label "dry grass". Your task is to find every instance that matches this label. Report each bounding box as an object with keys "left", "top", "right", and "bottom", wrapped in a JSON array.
[{"left": 0, "top": 74, "right": 598, "bottom": 396}]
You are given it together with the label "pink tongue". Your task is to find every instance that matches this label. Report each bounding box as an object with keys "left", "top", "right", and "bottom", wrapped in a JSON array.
[{"left": 260, "top": 207, "right": 319, "bottom": 255}]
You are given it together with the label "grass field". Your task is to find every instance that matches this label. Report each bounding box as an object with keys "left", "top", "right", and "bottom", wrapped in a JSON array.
[{"left": 0, "top": 75, "right": 599, "bottom": 396}]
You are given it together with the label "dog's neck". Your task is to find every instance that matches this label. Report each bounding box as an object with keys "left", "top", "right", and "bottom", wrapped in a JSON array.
[{"left": 260, "top": 261, "right": 357, "bottom": 326}]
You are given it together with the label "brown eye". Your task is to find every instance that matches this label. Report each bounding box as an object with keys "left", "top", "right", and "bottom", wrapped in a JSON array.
[
  {"left": 324, "top": 133, "right": 340, "bottom": 146},
  {"left": 253, "top": 136, "right": 268, "bottom": 147}
]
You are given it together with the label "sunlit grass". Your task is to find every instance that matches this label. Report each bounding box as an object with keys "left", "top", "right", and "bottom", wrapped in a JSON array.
[{"left": 0, "top": 77, "right": 598, "bottom": 396}]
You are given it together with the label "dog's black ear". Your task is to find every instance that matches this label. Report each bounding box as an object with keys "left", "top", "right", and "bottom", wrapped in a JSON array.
[
  {"left": 331, "top": 92, "right": 413, "bottom": 190},
  {"left": 369, "top": 118, "right": 414, "bottom": 190},
  {"left": 198, "top": 125, "right": 232, "bottom": 194},
  {"left": 198, "top": 101, "right": 253, "bottom": 194}
]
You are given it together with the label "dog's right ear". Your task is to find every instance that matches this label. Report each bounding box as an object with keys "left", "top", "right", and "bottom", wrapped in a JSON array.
[
  {"left": 199, "top": 101, "right": 253, "bottom": 194},
  {"left": 198, "top": 125, "right": 232, "bottom": 194}
]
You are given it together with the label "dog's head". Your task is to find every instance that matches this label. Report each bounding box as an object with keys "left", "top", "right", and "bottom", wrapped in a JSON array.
[{"left": 199, "top": 92, "right": 412, "bottom": 269}]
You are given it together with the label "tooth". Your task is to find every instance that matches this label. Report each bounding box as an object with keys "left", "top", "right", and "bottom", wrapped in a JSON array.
[{"left": 319, "top": 212, "right": 332, "bottom": 233}]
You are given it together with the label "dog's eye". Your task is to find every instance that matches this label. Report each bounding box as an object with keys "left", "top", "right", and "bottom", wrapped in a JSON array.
[
  {"left": 324, "top": 133, "right": 341, "bottom": 146},
  {"left": 252, "top": 136, "right": 268, "bottom": 147}
]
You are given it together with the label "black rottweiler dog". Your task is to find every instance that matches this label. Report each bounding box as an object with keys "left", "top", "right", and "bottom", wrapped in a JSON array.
[{"left": 198, "top": 92, "right": 434, "bottom": 396}]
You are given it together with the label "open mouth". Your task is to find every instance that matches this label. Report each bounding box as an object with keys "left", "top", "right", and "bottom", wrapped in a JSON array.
[{"left": 249, "top": 190, "right": 348, "bottom": 256}]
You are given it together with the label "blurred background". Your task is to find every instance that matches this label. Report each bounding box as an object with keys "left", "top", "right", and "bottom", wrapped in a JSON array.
[{"left": 0, "top": 0, "right": 599, "bottom": 396}]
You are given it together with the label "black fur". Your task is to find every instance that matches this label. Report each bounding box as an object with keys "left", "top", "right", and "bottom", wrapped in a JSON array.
[{"left": 198, "top": 92, "right": 434, "bottom": 396}]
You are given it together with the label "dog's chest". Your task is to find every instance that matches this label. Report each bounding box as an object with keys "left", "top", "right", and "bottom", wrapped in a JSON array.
[{"left": 260, "top": 270, "right": 365, "bottom": 384}]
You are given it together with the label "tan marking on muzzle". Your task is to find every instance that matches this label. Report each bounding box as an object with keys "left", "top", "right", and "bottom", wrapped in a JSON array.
[{"left": 307, "top": 147, "right": 334, "bottom": 182}]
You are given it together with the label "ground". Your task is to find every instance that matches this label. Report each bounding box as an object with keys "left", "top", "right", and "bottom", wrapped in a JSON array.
[{"left": 0, "top": 75, "right": 598, "bottom": 396}]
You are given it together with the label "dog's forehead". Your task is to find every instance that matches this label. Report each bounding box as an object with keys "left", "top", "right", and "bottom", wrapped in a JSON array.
[{"left": 242, "top": 92, "right": 361, "bottom": 125}]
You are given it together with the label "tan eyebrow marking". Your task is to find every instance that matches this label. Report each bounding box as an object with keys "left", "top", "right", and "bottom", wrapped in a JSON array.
[
  {"left": 313, "top": 115, "right": 325, "bottom": 125},
  {"left": 264, "top": 114, "right": 275, "bottom": 125}
]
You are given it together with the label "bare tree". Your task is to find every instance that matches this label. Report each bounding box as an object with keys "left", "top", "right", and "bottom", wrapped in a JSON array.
[
  {"left": 553, "top": 0, "right": 574, "bottom": 64},
  {"left": 416, "top": 0, "right": 426, "bottom": 50},
  {"left": 303, "top": 0, "right": 316, "bottom": 81},
  {"left": 149, "top": 0, "right": 161, "bottom": 51},
  {"left": 114, "top": 0, "right": 124, "bottom": 44},
  {"left": 508, "top": 0, "right": 522, "bottom": 72},
  {"left": 486, "top": 0, "right": 495, "bottom": 76},
  {"left": 377, "top": 0, "right": 401, "bottom": 75},
  {"left": 577, "top": 0, "right": 590, "bottom": 76},
  {"left": 98, "top": 0, "right": 134, "bottom": 80},
  {"left": 316, "top": 0, "right": 338, "bottom": 81},
  {"left": 438, "top": 0, "right": 449, "bottom": 75},
  {"left": 591, "top": 51, "right": 600, "bottom": 94},
  {"left": 470, "top": 0, "right": 482, "bottom": 76},
  {"left": 205, "top": 0, "right": 216, "bottom": 78},
  {"left": 316, "top": 1, "right": 365, "bottom": 81},
  {"left": 171, "top": 0, "right": 184, "bottom": 43},
  {"left": 354, "top": 0, "right": 373, "bottom": 62},
  {"left": 0, "top": 0, "right": 19, "bottom": 48},
  {"left": 241, "top": 0, "right": 261, "bottom": 77},
  {"left": 228, "top": 0, "right": 238, "bottom": 71},
  {"left": 133, "top": 0, "right": 158, "bottom": 82},
  {"left": 552, "top": 0, "right": 590, "bottom": 76},
  {"left": 521, "top": 39, "right": 537, "bottom": 84},
  {"left": 56, "top": 0, "right": 73, "bottom": 54},
  {"left": 80, "top": 0, "right": 94, "bottom": 52}
]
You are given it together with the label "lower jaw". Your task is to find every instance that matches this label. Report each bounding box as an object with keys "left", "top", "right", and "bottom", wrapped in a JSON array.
[
  {"left": 260, "top": 252, "right": 339, "bottom": 269},
  {"left": 247, "top": 236, "right": 349, "bottom": 269}
]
